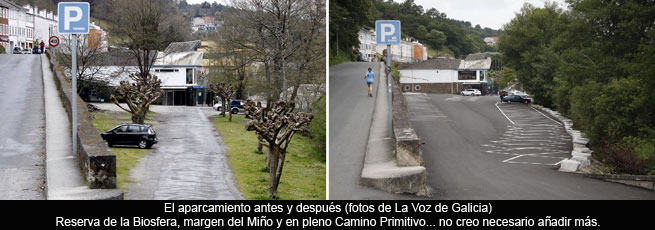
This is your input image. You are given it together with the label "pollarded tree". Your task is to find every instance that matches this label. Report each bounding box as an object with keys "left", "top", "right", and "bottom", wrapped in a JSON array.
[
  {"left": 110, "top": 73, "right": 163, "bottom": 124},
  {"left": 244, "top": 100, "right": 313, "bottom": 198},
  {"left": 210, "top": 82, "right": 235, "bottom": 121}
]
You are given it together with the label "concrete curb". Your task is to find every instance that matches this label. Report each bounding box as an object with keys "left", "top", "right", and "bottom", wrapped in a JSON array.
[
  {"left": 531, "top": 104, "right": 591, "bottom": 172},
  {"left": 360, "top": 63, "right": 427, "bottom": 195}
]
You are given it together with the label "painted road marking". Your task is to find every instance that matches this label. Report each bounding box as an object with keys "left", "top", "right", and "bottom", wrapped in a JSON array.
[
  {"left": 486, "top": 103, "right": 571, "bottom": 166},
  {"left": 495, "top": 102, "right": 515, "bottom": 125}
]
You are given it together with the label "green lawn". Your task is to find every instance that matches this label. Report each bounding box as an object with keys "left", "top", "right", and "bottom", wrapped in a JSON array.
[
  {"left": 213, "top": 115, "right": 326, "bottom": 200},
  {"left": 91, "top": 110, "right": 154, "bottom": 191}
]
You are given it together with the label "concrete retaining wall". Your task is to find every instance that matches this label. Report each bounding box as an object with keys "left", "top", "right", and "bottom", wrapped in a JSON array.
[
  {"left": 584, "top": 174, "right": 655, "bottom": 191},
  {"left": 392, "top": 80, "right": 424, "bottom": 167},
  {"left": 46, "top": 52, "right": 119, "bottom": 190},
  {"left": 531, "top": 104, "right": 592, "bottom": 172}
]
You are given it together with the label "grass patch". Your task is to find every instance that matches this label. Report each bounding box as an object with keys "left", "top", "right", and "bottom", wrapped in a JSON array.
[
  {"left": 214, "top": 115, "right": 325, "bottom": 200},
  {"left": 91, "top": 110, "right": 154, "bottom": 191},
  {"left": 329, "top": 50, "right": 353, "bottom": 66}
]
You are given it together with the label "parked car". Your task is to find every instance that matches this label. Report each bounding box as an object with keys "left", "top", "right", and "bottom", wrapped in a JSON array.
[
  {"left": 502, "top": 95, "right": 531, "bottom": 104},
  {"left": 100, "top": 124, "right": 158, "bottom": 149},
  {"left": 213, "top": 100, "right": 245, "bottom": 114},
  {"left": 13, "top": 47, "right": 22, "bottom": 54},
  {"left": 461, "top": 89, "right": 482, "bottom": 96},
  {"left": 22, "top": 48, "right": 32, "bottom": 54}
]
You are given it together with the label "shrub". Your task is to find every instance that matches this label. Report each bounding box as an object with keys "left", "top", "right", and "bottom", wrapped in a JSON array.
[
  {"left": 308, "top": 97, "right": 326, "bottom": 156},
  {"left": 598, "top": 137, "right": 655, "bottom": 175}
]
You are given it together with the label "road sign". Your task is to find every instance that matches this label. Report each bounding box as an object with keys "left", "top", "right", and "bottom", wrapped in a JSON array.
[
  {"left": 49, "top": 36, "right": 60, "bottom": 47},
  {"left": 376, "top": 20, "right": 401, "bottom": 45},
  {"left": 58, "top": 2, "right": 90, "bottom": 34}
]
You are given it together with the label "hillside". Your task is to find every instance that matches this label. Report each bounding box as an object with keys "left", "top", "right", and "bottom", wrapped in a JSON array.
[{"left": 330, "top": 0, "right": 499, "bottom": 59}]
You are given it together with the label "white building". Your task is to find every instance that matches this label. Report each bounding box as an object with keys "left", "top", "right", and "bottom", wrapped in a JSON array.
[
  {"left": 192, "top": 16, "right": 219, "bottom": 33},
  {"left": 358, "top": 28, "right": 427, "bottom": 63},
  {"left": 26, "top": 4, "right": 57, "bottom": 48},
  {"left": 94, "top": 41, "right": 205, "bottom": 106},
  {"left": 399, "top": 53, "right": 493, "bottom": 94},
  {"left": 4, "top": 0, "right": 28, "bottom": 52}
]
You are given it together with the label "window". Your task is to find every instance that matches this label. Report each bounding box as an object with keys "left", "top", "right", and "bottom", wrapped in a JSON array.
[
  {"left": 186, "top": 68, "right": 193, "bottom": 84},
  {"left": 127, "top": 125, "right": 141, "bottom": 132},
  {"left": 458, "top": 71, "right": 476, "bottom": 80}
]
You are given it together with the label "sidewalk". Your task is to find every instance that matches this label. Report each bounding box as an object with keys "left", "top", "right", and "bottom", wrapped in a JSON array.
[
  {"left": 42, "top": 55, "right": 122, "bottom": 199},
  {"left": 360, "top": 64, "right": 426, "bottom": 194}
]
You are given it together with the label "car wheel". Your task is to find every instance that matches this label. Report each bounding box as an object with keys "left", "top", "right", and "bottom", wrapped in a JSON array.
[
  {"left": 231, "top": 108, "right": 239, "bottom": 114},
  {"left": 138, "top": 140, "right": 148, "bottom": 149},
  {"left": 216, "top": 106, "right": 221, "bottom": 111},
  {"left": 107, "top": 142, "right": 113, "bottom": 147}
]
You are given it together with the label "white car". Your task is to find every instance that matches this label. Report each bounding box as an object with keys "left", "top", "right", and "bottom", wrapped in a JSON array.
[{"left": 461, "top": 89, "right": 482, "bottom": 96}]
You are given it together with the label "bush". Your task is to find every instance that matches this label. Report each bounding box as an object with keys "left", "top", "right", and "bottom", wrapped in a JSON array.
[
  {"left": 329, "top": 50, "right": 353, "bottom": 66},
  {"left": 598, "top": 137, "right": 655, "bottom": 175},
  {"left": 0, "top": 45, "right": 5, "bottom": 54},
  {"left": 308, "top": 97, "right": 326, "bottom": 156}
]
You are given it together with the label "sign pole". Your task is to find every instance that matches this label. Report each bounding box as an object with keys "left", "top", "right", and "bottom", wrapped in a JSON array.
[
  {"left": 72, "top": 34, "right": 77, "bottom": 158},
  {"left": 387, "top": 44, "right": 392, "bottom": 136}
]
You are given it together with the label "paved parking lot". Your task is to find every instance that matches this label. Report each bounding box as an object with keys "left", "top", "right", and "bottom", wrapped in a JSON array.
[
  {"left": 484, "top": 102, "right": 571, "bottom": 166},
  {"left": 405, "top": 93, "right": 654, "bottom": 199}
]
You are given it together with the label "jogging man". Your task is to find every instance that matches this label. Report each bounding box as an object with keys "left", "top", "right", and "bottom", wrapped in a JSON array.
[{"left": 364, "top": 67, "right": 375, "bottom": 97}]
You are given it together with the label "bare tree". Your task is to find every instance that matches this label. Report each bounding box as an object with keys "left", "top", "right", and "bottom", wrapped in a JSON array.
[
  {"left": 110, "top": 0, "right": 167, "bottom": 123},
  {"left": 111, "top": 74, "right": 163, "bottom": 124},
  {"left": 244, "top": 100, "right": 313, "bottom": 198},
  {"left": 57, "top": 34, "right": 106, "bottom": 97},
  {"left": 210, "top": 82, "right": 236, "bottom": 121}
]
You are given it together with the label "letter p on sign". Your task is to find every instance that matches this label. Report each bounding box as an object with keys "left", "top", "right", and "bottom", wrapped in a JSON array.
[
  {"left": 376, "top": 20, "right": 401, "bottom": 45},
  {"left": 58, "top": 2, "right": 89, "bottom": 34}
]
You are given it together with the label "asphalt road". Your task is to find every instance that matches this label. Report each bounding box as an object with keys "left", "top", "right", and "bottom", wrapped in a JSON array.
[
  {"left": 0, "top": 54, "right": 45, "bottom": 199},
  {"left": 406, "top": 93, "right": 654, "bottom": 199},
  {"left": 127, "top": 106, "right": 243, "bottom": 200},
  {"left": 329, "top": 62, "right": 417, "bottom": 200}
]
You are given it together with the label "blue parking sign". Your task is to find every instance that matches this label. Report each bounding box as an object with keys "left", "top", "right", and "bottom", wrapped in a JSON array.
[
  {"left": 376, "top": 20, "right": 401, "bottom": 45},
  {"left": 58, "top": 2, "right": 89, "bottom": 34}
]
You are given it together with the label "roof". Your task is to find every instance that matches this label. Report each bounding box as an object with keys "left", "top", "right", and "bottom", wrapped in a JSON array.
[
  {"left": 95, "top": 50, "right": 158, "bottom": 66},
  {"left": 464, "top": 52, "right": 499, "bottom": 61},
  {"left": 400, "top": 57, "right": 462, "bottom": 70},
  {"left": 155, "top": 51, "right": 203, "bottom": 67},
  {"left": 163, "top": 40, "right": 201, "bottom": 54},
  {"left": 458, "top": 58, "right": 492, "bottom": 70},
  {"left": 0, "top": 0, "right": 23, "bottom": 10}
]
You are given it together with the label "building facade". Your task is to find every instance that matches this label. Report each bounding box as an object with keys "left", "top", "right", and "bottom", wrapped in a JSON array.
[
  {"left": 399, "top": 53, "right": 493, "bottom": 94},
  {"left": 0, "top": 1, "right": 10, "bottom": 51},
  {"left": 26, "top": 4, "right": 58, "bottom": 48},
  {"left": 358, "top": 28, "right": 428, "bottom": 63}
]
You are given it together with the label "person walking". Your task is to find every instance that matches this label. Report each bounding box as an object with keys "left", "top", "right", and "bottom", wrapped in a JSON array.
[
  {"left": 40, "top": 40, "right": 45, "bottom": 54},
  {"left": 364, "top": 67, "right": 375, "bottom": 97}
]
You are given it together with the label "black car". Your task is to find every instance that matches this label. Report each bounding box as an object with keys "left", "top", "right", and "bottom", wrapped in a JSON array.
[
  {"left": 502, "top": 95, "right": 531, "bottom": 104},
  {"left": 100, "top": 124, "right": 158, "bottom": 149}
]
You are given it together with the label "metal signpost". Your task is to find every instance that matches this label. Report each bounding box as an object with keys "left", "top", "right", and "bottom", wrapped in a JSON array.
[
  {"left": 58, "top": 2, "right": 89, "bottom": 158},
  {"left": 376, "top": 20, "right": 401, "bottom": 135}
]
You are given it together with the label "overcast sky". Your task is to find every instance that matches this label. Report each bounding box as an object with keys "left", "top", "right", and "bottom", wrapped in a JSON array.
[{"left": 392, "top": 0, "right": 568, "bottom": 30}]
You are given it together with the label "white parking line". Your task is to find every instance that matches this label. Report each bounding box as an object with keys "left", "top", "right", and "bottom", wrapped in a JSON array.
[
  {"left": 495, "top": 102, "right": 515, "bottom": 125},
  {"left": 530, "top": 106, "right": 562, "bottom": 124}
]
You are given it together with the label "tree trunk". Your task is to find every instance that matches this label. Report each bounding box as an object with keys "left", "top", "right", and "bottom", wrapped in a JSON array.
[
  {"left": 220, "top": 98, "right": 226, "bottom": 117},
  {"left": 268, "top": 144, "right": 280, "bottom": 198},
  {"left": 227, "top": 102, "right": 232, "bottom": 122},
  {"left": 257, "top": 135, "right": 264, "bottom": 153},
  {"left": 132, "top": 109, "right": 145, "bottom": 124},
  {"left": 274, "top": 147, "right": 287, "bottom": 192}
]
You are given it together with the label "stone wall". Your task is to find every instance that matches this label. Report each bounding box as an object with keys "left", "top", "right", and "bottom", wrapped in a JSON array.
[{"left": 46, "top": 52, "right": 118, "bottom": 189}]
